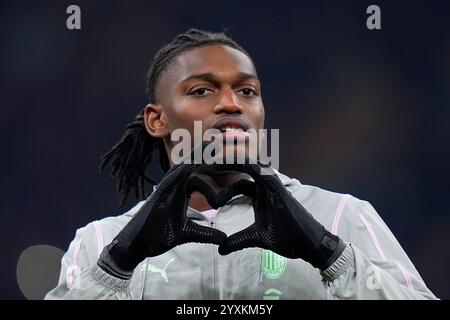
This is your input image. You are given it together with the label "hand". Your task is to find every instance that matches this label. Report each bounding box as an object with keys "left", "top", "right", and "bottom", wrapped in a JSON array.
[
  {"left": 216, "top": 159, "right": 346, "bottom": 270},
  {"left": 98, "top": 143, "right": 254, "bottom": 278}
]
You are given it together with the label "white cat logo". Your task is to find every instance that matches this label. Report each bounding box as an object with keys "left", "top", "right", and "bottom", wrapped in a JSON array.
[{"left": 141, "top": 258, "right": 174, "bottom": 283}]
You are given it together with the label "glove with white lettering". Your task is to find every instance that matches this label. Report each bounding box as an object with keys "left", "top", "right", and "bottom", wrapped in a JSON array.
[{"left": 216, "top": 159, "right": 346, "bottom": 271}]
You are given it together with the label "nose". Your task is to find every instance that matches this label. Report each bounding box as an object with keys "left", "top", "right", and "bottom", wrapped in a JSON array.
[{"left": 213, "top": 88, "right": 243, "bottom": 114}]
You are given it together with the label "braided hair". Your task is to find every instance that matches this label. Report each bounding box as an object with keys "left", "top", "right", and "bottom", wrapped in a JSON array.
[{"left": 99, "top": 28, "right": 253, "bottom": 207}]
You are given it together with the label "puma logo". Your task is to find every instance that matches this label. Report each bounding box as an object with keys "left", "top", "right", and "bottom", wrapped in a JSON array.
[{"left": 141, "top": 258, "right": 174, "bottom": 283}]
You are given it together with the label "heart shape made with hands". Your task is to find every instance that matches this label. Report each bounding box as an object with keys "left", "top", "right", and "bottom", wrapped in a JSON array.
[{"left": 185, "top": 174, "right": 257, "bottom": 211}]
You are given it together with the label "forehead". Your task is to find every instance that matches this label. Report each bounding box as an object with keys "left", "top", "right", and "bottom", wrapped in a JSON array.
[{"left": 165, "top": 44, "right": 256, "bottom": 81}]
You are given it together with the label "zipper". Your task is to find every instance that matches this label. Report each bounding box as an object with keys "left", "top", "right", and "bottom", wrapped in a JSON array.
[
  {"left": 209, "top": 215, "right": 217, "bottom": 300},
  {"left": 208, "top": 216, "right": 216, "bottom": 228}
]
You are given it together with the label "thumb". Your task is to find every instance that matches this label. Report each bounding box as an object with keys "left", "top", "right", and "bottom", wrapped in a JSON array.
[
  {"left": 186, "top": 176, "right": 221, "bottom": 209},
  {"left": 179, "top": 220, "right": 227, "bottom": 246},
  {"left": 218, "top": 224, "right": 261, "bottom": 255},
  {"left": 216, "top": 179, "right": 256, "bottom": 207}
]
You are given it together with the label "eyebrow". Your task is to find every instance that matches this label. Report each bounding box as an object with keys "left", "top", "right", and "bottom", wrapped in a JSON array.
[{"left": 180, "top": 72, "right": 259, "bottom": 85}]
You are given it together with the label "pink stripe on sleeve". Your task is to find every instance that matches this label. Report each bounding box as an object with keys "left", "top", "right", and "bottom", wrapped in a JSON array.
[
  {"left": 93, "top": 221, "right": 104, "bottom": 257},
  {"left": 396, "top": 262, "right": 414, "bottom": 290},
  {"left": 359, "top": 214, "right": 415, "bottom": 290},
  {"left": 331, "top": 194, "right": 350, "bottom": 235},
  {"left": 358, "top": 214, "right": 387, "bottom": 261},
  {"left": 72, "top": 239, "right": 81, "bottom": 266},
  {"left": 66, "top": 239, "right": 81, "bottom": 289}
]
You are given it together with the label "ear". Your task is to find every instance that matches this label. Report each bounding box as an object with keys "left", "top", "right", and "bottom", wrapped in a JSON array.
[{"left": 144, "top": 104, "right": 169, "bottom": 138}]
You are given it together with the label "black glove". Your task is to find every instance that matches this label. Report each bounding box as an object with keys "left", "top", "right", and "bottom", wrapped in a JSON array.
[
  {"left": 216, "top": 159, "right": 346, "bottom": 271},
  {"left": 98, "top": 144, "right": 252, "bottom": 279}
]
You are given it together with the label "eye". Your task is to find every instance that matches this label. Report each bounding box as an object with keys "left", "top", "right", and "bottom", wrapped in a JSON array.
[
  {"left": 189, "top": 87, "right": 213, "bottom": 96},
  {"left": 240, "top": 88, "right": 257, "bottom": 96}
]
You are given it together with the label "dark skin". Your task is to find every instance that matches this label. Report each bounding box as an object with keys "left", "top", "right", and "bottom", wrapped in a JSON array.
[{"left": 144, "top": 44, "right": 265, "bottom": 211}]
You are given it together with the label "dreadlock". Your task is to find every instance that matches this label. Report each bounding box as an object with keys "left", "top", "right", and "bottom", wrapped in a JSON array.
[{"left": 99, "top": 28, "right": 254, "bottom": 207}]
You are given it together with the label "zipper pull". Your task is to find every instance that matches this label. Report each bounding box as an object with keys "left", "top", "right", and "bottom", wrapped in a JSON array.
[{"left": 209, "top": 217, "right": 216, "bottom": 228}]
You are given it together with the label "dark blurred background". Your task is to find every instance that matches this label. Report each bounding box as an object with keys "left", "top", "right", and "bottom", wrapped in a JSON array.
[{"left": 1, "top": 0, "right": 449, "bottom": 299}]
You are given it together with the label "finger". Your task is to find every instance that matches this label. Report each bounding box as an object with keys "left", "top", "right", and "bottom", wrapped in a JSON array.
[
  {"left": 216, "top": 179, "right": 257, "bottom": 207},
  {"left": 212, "top": 159, "right": 278, "bottom": 187},
  {"left": 187, "top": 176, "right": 257, "bottom": 209},
  {"left": 186, "top": 176, "right": 220, "bottom": 208},
  {"left": 218, "top": 224, "right": 261, "bottom": 255},
  {"left": 158, "top": 142, "right": 212, "bottom": 191},
  {"left": 179, "top": 220, "right": 227, "bottom": 246}
]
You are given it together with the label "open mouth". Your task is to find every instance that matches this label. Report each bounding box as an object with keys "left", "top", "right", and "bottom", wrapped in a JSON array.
[
  {"left": 210, "top": 116, "right": 250, "bottom": 133},
  {"left": 219, "top": 127, "right": 245, "bottom": 133},
  {"left": 206, "top": 117, "right": 253, "bottom": 147}
]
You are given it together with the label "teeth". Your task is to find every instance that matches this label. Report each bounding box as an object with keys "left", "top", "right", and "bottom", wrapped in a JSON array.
[{"left": 221, "top": 128, "right": 244, "bottom": 132}]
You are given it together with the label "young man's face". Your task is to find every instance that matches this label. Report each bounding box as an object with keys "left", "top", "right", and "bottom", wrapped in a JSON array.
[{"left": 145, "top": 44, "right": 265, "bottom": 165}]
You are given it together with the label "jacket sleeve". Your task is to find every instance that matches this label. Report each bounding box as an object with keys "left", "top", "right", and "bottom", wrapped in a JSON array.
[
  {"left": 44, "top": 224, "right": 136, "bottom": 300},
  {"left": 323, "top": 199, "right": 438, "bottom": 300}
]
